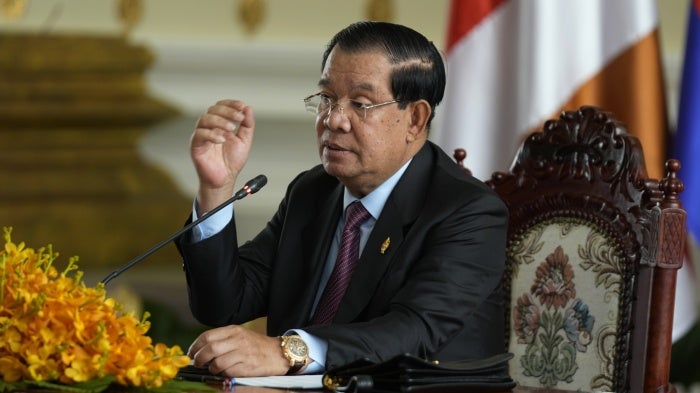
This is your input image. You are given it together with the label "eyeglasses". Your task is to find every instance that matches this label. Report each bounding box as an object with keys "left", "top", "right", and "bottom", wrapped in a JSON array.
[{"left": 303, "top": 92, "right": 400, "bottom": 121}]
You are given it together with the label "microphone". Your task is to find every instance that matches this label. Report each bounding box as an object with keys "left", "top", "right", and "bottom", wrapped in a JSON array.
[{"left": 101, "top": 174, "right": 267, "bottom": 285}]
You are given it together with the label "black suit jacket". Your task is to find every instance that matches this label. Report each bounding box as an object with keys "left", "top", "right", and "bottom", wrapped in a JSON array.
[{"left": 176, "top": 142, "right": 508, "bottom": 369}]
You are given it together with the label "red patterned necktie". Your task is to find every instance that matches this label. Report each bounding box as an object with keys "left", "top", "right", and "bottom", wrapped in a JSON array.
[{"left": 310, "top": 201, "right": 371, "bottom": 325}]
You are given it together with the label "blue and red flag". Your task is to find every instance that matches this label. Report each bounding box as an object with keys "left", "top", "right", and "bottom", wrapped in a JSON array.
[
  {"left": 677, "top": 0, "right": 700, "bottom": 247},
  {"left": 672, "top": 0, "right": 700, "bottom": 340}
]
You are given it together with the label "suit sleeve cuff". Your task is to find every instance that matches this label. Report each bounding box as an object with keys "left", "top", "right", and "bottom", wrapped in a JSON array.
[{"left": 191, "top": 198, "right": 233, "bottom": 241}]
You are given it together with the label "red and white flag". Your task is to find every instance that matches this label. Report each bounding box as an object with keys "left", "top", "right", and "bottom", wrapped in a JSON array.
[{"left": 432, "top": 0, "right": 696, "bottom": 341}]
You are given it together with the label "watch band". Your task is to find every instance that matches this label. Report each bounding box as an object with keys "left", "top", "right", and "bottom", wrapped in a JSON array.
[{"left": 286, "top": 359, "right": 305, "bottom": 375}]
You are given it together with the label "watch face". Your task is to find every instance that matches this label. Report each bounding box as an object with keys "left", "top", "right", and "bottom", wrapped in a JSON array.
[{"left": 287, "top": 336, "right": 309, "bottom": 358}]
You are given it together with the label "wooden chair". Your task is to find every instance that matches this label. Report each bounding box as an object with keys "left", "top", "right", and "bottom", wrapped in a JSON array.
[{"left": 454, "top": 106, "right": 686, "bottom": 393}]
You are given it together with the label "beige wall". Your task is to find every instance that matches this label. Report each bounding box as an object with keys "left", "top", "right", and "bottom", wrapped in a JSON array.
[
  {"left": 0, "top": 1, "right": 451, "bottom": 116},
  {"left": 0, "top": 1, "right": 686, "bottom": 53},
  {"left": 0, "top": 1, "right": 689, "bottom": 115},
  {"left": 0, "top": 1, "right": 449, "bottom": 45}
]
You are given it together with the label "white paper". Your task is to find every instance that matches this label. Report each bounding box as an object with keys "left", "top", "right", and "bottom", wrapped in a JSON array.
[{"left": 229, "top": 374, "right": 324, "bottom": 389}]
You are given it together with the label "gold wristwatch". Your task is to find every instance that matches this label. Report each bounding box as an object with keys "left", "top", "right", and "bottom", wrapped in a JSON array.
[{"left": 279, "top": 334, "right": 309, "bottom": 374}]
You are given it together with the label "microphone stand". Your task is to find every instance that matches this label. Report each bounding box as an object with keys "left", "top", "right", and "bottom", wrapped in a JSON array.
[{"left": 101, "top": 175, "right": 267, "bottom": 285}]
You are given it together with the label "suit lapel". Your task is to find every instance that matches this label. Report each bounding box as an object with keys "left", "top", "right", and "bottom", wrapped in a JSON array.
[
  {"left": 295, "top": 183, "right": 344, "bottom": 323},
  {"left": 334, "top": 143, "right": 435, "bottom": 323}
]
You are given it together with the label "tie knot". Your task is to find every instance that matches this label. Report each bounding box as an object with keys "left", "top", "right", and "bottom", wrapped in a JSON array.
[{"left": 345, "top": 201, "right": 370, "bottom": 229}]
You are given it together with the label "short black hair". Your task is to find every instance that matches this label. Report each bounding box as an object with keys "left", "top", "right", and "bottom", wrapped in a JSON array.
[{"left": 322, "top": 21, "right": 446, "bottom": 128}]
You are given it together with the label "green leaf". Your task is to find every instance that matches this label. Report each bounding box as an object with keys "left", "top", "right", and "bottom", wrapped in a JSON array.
[
  {"left": 26, "top": 376, "right": 115, "bottom": 393},
  {"left": 0, "top": 380, "right": 28, "bottom": 392},
  {"left": 1, "top": 377, "right": 214, "bottom": 393}
]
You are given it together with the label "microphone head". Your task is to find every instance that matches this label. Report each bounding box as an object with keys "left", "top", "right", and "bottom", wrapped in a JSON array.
[
  {"left": 247, "top": 175, "right": 267, "bottom": 194},
  {"left": 233, "top": 174, "right": 268, "bottom": 200}
]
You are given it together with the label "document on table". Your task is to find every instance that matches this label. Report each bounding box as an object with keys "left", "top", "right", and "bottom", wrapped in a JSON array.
[
  {"left": 228, "top": 375, "right": 324, "bottom": 389},
  {"left": 176, "top": 365, "right": 324, "bottom": 389}
]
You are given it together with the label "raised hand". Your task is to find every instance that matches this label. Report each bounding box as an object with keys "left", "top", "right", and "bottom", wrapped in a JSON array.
[{"left": 190, "top": 99, "right": 255, "bottom": 213}]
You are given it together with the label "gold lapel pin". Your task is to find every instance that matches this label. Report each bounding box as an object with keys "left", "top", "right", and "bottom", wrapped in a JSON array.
[{"left": 380, "top": 237, "right": 390, "bottom": 254}]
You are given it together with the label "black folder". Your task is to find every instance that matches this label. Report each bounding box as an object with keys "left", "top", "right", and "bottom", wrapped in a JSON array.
[{"left": 322, "top": 352, "right": 516, "bottom": 392}]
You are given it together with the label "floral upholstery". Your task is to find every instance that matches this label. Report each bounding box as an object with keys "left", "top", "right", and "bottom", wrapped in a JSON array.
[
  {"left": 472, "top": 106, "right": 687, "bottom": 393},
  {"left": 508, "top": 219, "right": 621, "bottom": 391}
]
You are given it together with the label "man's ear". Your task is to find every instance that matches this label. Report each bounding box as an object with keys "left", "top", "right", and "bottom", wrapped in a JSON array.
[{"left": 406, "top": 100, "right": 431, "bottom": 142}]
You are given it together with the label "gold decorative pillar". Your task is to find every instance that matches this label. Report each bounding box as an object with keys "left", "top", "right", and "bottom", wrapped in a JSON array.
[{"left": 0, "top": 33, "right": 187, "bottom": 274}]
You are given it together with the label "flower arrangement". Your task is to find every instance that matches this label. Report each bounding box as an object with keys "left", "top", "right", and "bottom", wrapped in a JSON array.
[{"left": 0, "top": 227, "right": 191, "bottom": 391}]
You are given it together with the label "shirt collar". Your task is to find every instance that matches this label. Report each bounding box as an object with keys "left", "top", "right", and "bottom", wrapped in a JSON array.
[{"left": 342, "top": 159, "right": 412, "bottom": 220}]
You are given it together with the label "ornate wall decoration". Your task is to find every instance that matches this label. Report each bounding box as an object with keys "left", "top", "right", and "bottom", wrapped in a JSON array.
[
  {"left": 117, "top": 0, "right": 142, "bottom": 35},
  {"left": 1, "top": 0, "right": 26, "bottom": 19},
  {"left": 237, "top": 0, "right": 265, "bottom": 34}
]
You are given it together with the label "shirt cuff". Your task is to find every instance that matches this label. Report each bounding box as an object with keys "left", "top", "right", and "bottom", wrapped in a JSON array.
[
  {"left": 287, "top": 329, "right": 327, "bottom": 374},
  {"left": 191, "top": 198, "right": 233, "bottom": 241}
]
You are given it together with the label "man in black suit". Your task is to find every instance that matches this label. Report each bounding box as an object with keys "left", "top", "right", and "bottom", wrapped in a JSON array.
[{"left": 177, "top": 21, "right": 508, "bottom": 377}]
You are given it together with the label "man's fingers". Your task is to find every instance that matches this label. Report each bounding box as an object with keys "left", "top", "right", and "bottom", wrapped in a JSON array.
[
  {"left": 238, "top": 105, "right": 255, "bottom": 130},
  {"left": 188, "top": 326, "right": 246, "bottom": 367},
  {"left": 213, "top": 99, "right": 247, "bottom": 111},
  {"left": 190, "top": 340, "right": 231, "bottom": 369},
  {"left": 187, "top": 327, "right": 223, "bottom": 360},
  {"left": 191, "top": 128, "right": 227, "bottom": 147},
  {"left": 207, "top": 350, "right": 246, "bottom": 376},
  {"left": 197, "top": 111, "right": 243, "bottom": 134}
]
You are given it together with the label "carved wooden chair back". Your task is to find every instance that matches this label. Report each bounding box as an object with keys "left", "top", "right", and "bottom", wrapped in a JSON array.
[{"left": 455, "top": 106, "right": 686, "bottom": 393}]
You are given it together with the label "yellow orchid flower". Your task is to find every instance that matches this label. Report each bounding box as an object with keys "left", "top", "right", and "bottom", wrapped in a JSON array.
[{"left": 0, "top": 228, "right": 190, "bottom": 388}]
